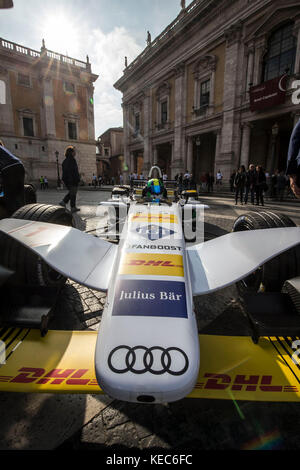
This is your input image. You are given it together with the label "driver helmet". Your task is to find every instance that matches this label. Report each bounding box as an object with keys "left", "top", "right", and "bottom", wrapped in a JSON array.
[{"left": 147, "top": 178, "right": 162, "bottom": 195}]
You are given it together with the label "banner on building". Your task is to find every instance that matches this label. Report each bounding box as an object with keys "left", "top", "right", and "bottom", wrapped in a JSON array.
[{"left": 249, "top": 75, "right": 288, "bottom": 112}]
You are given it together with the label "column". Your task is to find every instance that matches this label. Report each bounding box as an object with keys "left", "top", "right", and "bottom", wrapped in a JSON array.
[
  {"left": 42, "top": 76, "right": 56, "bottom": 137},
  {"left": 173, "top": 62, "right": 185, "bottom": 174},
  {"left": 186, "top": 136, "right": 193, "bottom": 173},
  {"left": 143, "top": 89, "right": 152, "bottom": 173},
  {"left": 220, "top": 21, "right": 243, "bottom": 179},
  {"left": 240, "top": 123, "right": 252, "bottom": 169},
  {"left": 122, "top": 103, "right": 130, "bottom": 181},
  {"left": 213, "top": 129, "right": 221, "bottom": 177},
  {"left": 153, "top": 145, "right": 158, "bottom": 166}
]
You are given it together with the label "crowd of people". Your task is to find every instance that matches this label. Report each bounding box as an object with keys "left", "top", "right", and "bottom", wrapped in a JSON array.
[{"left": 230, "top": 165, "right": 293, "bottom": 206}]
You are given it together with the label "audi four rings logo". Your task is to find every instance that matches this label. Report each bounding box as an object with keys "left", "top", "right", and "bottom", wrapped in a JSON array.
[{"left": 108, "top": 345, "right": 189, "bottom": 376}]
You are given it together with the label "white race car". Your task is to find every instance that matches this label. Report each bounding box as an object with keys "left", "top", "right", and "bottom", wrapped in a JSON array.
[{"left": 0, "top": 166, "right": 299, "bottom": 403}]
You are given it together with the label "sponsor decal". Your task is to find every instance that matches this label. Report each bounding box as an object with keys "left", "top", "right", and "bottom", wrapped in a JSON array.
[
  {"left": 131, "top": 213, "right": 178, "bottom": 224},
  {"left": 0, "top": 367, "right": 98, "bottom": 386},
  {"left": 134, "top": 224, "right": 176, "bottom": 241},
  {"left": 1, "top": 369, "right": 298, "bottom": 394},
  {"left": 119, "top": 253, "right": 184, "bottom": 277},
  {"left": 126, "top": 243, "right": 182, "bottom": 251},
  {"left": 112, "top": 279, "right": 187, "bottom": 318},
  {"left": 196, "top": 374, "right": 294, "bottom": 393},
  {"left": 108, "top": 345, "right": 189, "bottom": 375}
]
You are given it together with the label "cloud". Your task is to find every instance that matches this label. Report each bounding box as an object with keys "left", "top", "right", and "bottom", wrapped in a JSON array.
[{"left": 81, "top": 26, "right": 143, "bottom": 136}]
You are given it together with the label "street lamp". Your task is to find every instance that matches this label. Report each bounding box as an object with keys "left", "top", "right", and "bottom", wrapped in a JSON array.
[{"left": 55, "top": 151, "right": 61, "bottom": 189}]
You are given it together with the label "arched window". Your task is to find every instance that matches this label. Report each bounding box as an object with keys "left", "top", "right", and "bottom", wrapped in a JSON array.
[{"left": 263, "top": 22, "right": 296, "bottom": 82}]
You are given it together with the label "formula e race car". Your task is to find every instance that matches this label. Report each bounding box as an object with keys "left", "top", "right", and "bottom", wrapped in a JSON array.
[{"left": 0, "top": 166, "right": 299, "bottom": 404}]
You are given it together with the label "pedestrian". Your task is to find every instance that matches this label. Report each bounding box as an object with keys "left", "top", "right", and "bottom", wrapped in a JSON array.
[
  {"left": 254, "top": 165, "right": 267, "bottom": 206},
  {"left": 230, "top": 171, "right": 236, "bottom": 192},
  {"left": 244, "top": 164, "right": 256, "bottom": 205},
  {"left": 92, "top": 173, "right": 97, "bottom": 187},
  {"left": 276, "top": 171, "right": 287, "bottom": 201},
  {"left": 234, "top": 166, "right": 246, "bottom": 205},
  {"left": 209, "top": 173, "right": 214, "bottom": 192},
  {"left": 40, "top": 176, "right": 44, "bottom": 190},
  {"left": 286, "top": 118, "right": 300, "bottom": 199},
  {"left": 190, "top": 173, "right": 196, "bottom": 190},
  {"left": 216, "top": 169, "right": 223, "bottom": 189},
  {"left": 0, "top": 140, "right": 25, "bottom": 216},
  {"left": 178, "top": 173, "right": 183, "bottom": 193},
  {"left": 98, "top": 175, "right": 102, "bottom": 187},
  {"left": 270, "top": 170, "right": 278, "bottom": 199},
  {"left": 59, "top": 146, "right": 80, "bottom": 213},
  {"left": 44, "top": 176, "right": 48, "bottom": 189}
]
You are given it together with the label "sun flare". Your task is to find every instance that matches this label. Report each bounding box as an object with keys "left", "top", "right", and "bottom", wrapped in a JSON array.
[{"left": 40, "top": 12, "right": 80, "bottom": 57}]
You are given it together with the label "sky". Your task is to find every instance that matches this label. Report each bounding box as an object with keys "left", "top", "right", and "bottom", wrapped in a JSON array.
[{"left": 0, "top": 0, "right": 193, "bottom": 137}]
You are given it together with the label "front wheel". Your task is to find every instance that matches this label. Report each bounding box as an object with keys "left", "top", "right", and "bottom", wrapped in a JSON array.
[
  {"left": 0, "top": 203, "right": 73, "bottom": 287},
  {"left": 232, "top": 210, "right": 300, "bottom": 294}
]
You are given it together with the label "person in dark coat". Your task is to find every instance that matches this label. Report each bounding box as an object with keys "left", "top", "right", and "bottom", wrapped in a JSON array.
[
  {"left": 286, "top": 119, "right": 300, "bottom": 199},
  {"left": 254, "top": 165, "right": 266, "bottom": 206},
  {"left": 0, "top": 140, "right": 25, "bottom": 216},
  {"left": 244, "top": 163, "right": 256, "bottom": 205},
  {"left": 234, "top": 166, "right": 246, "bottom": 205},
  {"left": 59, "top": 146, "right": 80, "bottom": 212}
]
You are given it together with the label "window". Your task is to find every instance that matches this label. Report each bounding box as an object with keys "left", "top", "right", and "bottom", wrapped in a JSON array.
[
  {"left": 18, "top": 73, "right": 31, "bottom": 87},
  {"left": 64, "top": 82, "right": 75, "bottom": 94},
  {"left": 263, "top": 22, "right": 296, "bottom": 81},
  {"left": 134, "top": 113, "right": 140, "bottom": 133},
  {"left": 68, "top": 121, "right": 77, "bottom": 140},
  {"left": 23, "top": 117, "right": 34, "bottom": 137},
  {"left": 200, "top": 79, "right": 210, "bottom": 109},
  {"left": 161, "top": 100, "right": 168, "bottom": 124},
  {"left": 0, "top": 80, "right": 5, "bottom": 104}
]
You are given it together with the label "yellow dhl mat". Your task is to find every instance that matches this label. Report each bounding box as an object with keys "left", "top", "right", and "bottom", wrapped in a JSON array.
[{"left": 0, "top": 328, "right": 300, "bottom": 401}]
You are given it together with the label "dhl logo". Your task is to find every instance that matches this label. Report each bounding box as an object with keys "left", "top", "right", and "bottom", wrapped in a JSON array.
[
  {"left": 131, "top": 213, "right": 178, "bottom": 224},
  {"left": 196, "top": 373, "right": 299, "bottom": 393},
  {"left": 119, "top": 253, "right": 184, "bottom": 277},
  {"left": 0, "top": 367, "right": 98, "bottom": 387}
]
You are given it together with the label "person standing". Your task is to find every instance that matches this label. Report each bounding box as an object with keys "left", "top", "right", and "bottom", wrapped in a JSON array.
[
  {"left": 286, "top": 118, "right": 300, "bottom": 199},
  {"left": 234, "top": 166, "right": 246, "bottom": 205},
  {"left": 244, "top": 164, "right": 256, "bottom": 205},
  {"left": 59, "top": 146, "right": 80, "bottom": 213},
  {"left": 254, "top": 165, "right": 266, "bottom": 206},
  {"left": 0, "top": 141, "right": 25, "bottom": 215},
  {"left": 216, "top": 169, "right": 223, "bottom": 190}
]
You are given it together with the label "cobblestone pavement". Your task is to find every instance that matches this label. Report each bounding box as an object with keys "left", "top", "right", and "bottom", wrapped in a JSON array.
[{"left": 1, "top": 188, "right": 300, "bottom": 454}]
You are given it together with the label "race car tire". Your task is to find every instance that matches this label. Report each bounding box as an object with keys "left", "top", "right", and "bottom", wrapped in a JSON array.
[
  {"left": 24, "top": 184, "right": 37, "bottom": 204},
  {"left": 232, "top": 210, "right": 300, "bottom": 294},
  {"left": 0, "top": 203, "right": 73, "bottom": 287}
]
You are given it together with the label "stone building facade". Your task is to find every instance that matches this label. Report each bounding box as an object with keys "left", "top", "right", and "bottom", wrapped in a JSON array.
[
  {"left": 114, "top": 0, "right": 300, "bottom": 184},
  {"left": 96, "top": 127, "right": 124, "bottom": 181},
  {"left": 0, "top": 38, "right": 98, "bottom": 185}
]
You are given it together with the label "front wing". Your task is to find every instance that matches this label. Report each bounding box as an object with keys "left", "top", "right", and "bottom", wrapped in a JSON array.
[{"left": 1, "top": 327, "right": 300, "bottom": 402}]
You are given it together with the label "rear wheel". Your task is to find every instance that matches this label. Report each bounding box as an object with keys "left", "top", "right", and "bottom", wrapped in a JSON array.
[
  {"left": 232, "top": 210, "right": 300, "bottom": 294},
  {"left": 0, "top": 203, "right": 73, "bottom": 287}
]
